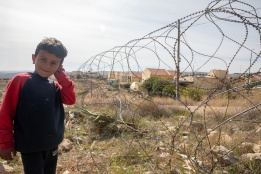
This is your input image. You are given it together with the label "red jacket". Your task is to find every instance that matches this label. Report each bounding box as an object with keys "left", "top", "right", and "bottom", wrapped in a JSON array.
[{"left": 0, "top": 71, "right": 76, "bottom": 151}]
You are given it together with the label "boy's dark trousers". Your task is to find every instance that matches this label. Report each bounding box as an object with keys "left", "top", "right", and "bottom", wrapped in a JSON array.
[{"left": 21, "top": 146, "right": 58, "bottom": 174}]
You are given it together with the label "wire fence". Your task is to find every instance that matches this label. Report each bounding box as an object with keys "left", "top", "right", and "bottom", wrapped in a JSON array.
[{"left": 72, "top": 0, "right": 261, "bottom": 173}]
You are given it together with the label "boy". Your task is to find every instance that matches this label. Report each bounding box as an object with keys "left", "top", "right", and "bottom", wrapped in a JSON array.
[{"left": 0, "top": 37, "right": 76, "bottom": 174}]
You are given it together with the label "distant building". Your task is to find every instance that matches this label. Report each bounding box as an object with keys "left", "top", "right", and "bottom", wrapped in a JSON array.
[
  {"left": 108, "top": 71, "right": 128, "bottom": 83},
  {"left": 130, "top": 71, "right": 142, "bottom": 83},
  {"left": 107, "top": 71, "right": 142, "bottom": 84},
  {"left": 142, "top": 68, "right": 176, "bottom": 82},
  {"left": 207, "top": 69, "right": 228, "bottom": 79},
  {"left": 70, "top": 71, "right": 83, "bottom": 79},
  {"left": 194, "top": 69, "right": 228, "bottom": 90},
  {"left": 252, "top": 72, "right": 261, "bottom": 81},
  {"left": 168, "top": 70, "right": 177, "bottom": 77},
  {"left": 173, "top": 71, "right": 207, "bottom": 85}
]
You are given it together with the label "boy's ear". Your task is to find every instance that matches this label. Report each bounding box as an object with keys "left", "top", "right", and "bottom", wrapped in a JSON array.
[{"left": 32, "top": 54, "right": 36, "bottom": 64}]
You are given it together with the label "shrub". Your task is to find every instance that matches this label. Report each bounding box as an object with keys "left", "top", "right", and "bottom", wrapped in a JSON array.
[
  {"left": 182, "top": 86, "right": 205, "bottom": 101},
  {"left": 162, "top": 84, "right": 176, "bottom": 96},
  {"left": 152, "top": 79, "right": 170, "bottom": 93},
  {"left": 123, "top": 83, "right": 131, "bottom": 89},
  {"left": 142, "top": 77, "right": 160, "bottom": 92}
]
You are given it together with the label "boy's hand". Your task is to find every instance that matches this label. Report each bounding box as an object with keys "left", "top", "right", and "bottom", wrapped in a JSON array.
[
  {"left": 54, "top": 65, "right": 66, "bottom": 78},
  {"left": 0, "top": 148, "right": 16, "bottom": 160},
  {"left": 56, "top": 65, "right": 65, "bottom": 73}
]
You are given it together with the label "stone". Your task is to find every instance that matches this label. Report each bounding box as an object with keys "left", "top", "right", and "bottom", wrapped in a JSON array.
[
  {"left": 74, "top": 137, "right": 84, "bottom": 144},
  {"left": 253, "top": 144, "right": 261, "bottom": 153},
  {"left": 207, "top": 131, "right": 232, "bottom": 145},
  {"left": 63, "top": 170, "right": 70, "bottom": 174},
  {"left": 167, "top": 126, "right": 177, "bottom": 132},
  {"left": 238, "top": 142, "right": 254, "bottom": 154},
  {"left": 210, "top": 145, "right": 238, "bottom": 166},
  {"left": 59, "top": 138, "right": 73, "bottom": 152},
  {"left": 241, "top": 153, "right": 261, "bottom": 161},
  {"left": 255, "top": 127, "right": 261, "bottom": 134},
  {"left": 143, "top": 171, "right": 154, "bottom": 174},
  {"left": 0, "top": 162, "right": 15, "bottom": 174}
]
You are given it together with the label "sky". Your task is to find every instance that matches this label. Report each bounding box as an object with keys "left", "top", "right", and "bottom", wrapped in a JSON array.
[{"left": 0, "top": 0, "right": 260, "bottom": 74}]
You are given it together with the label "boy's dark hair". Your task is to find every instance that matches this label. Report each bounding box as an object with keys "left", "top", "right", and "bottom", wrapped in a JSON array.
[{"left": 35, "top": 37, "right": 68, "bottom": 64}]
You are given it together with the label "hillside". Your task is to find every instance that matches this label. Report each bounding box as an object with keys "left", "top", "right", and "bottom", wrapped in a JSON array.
[
  {"left": 0, "top": 71, "right": 29, "bottom": 79},
  {"left": 0, "top": 71, "right": 72, "bottom": 79},
  {"left": 0, "top": 79, "right": 261, "bottom": 174}
]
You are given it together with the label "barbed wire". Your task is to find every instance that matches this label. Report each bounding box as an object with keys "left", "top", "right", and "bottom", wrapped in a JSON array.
[{"left": 73, "top": 0, "right": 261, "bottom": 173}]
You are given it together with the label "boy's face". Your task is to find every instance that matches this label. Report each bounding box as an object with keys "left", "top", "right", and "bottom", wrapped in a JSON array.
[{"left": 32, "top": 50, "right": 62, "bottom": 78}]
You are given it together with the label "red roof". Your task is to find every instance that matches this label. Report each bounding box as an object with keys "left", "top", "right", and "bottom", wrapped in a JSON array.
[{"left": 147, "top": 68, "right": 169, "bottom": 76}]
